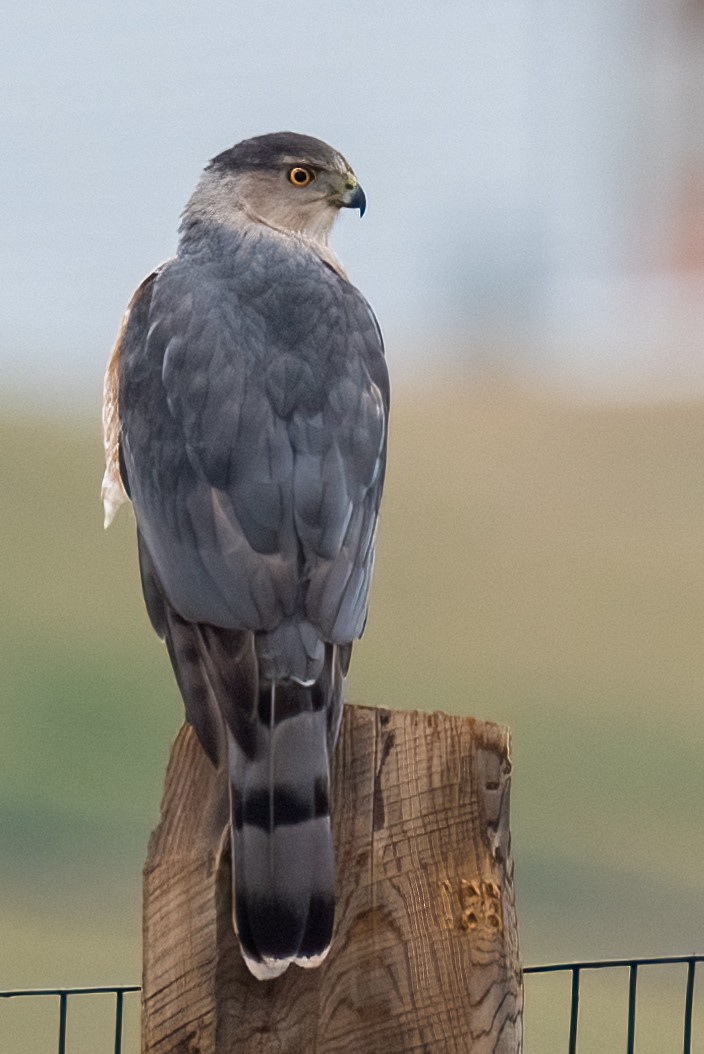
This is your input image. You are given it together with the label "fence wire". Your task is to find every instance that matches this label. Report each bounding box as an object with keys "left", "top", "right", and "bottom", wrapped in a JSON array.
[
  {"left": 0, "top": 985, "right": 139, "bottom": 1054},
  {"left": 524, "top": 954, "right": 703, "bottom": 1053},
  {"left": 1, "top": 955, "right": 701, "bottom": 1052}
]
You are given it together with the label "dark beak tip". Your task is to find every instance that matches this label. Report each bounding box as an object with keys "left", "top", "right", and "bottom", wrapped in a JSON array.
[{"left": 344, "top": 184, "right": 366, "bottom": 217}]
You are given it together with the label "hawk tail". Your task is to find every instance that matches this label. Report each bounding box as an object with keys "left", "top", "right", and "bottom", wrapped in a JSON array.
[
  {"left": 135, "top": 541, "right": 345, "bottom": 981},
  {"left": 228, "top": 672, "right": 340, "bottom": 980}
]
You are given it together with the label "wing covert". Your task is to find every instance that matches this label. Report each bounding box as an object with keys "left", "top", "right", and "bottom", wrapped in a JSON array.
[{"left": 114, "top": 233, "right": 388, "bottom": 657}]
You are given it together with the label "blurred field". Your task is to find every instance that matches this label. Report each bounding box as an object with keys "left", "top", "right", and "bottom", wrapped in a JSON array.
[{"left": 2, "top": 375, "right": 704, "bottom": 1050}]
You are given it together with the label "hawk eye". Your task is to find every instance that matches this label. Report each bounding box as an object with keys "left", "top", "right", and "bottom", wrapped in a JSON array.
[{"left": 288, "top": 166, "right": 315, "bottom": 187}]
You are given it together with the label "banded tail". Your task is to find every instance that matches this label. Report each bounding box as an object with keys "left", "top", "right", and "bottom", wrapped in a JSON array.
[
  {"left": 200, "top": 626, "right": 346, "bottom": 979},
  {"left": 138, "top": 535, "right": 347, "bottom": 979},
  {"left": 229, "top": 677, "right": 338, "bottom": 979}
]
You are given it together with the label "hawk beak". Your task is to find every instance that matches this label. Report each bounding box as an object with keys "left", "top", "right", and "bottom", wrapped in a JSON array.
[{"left": 341, "top": 183, "right": 366, "bottom": 217}]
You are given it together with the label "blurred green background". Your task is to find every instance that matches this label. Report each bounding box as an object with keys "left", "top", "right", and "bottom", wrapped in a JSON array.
[{"left": 2, "top": 376, "right": 703, "bottom": 1050}]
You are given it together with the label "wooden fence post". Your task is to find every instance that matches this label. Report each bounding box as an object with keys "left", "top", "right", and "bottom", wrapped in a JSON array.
[{"left": 142, "top": 704, "right": 523, "bottom": 1053}]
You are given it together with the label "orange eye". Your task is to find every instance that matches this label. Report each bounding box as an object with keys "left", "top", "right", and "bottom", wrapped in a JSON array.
[{"left": 288, "top": 166, "right": 315, "bottom": 187}]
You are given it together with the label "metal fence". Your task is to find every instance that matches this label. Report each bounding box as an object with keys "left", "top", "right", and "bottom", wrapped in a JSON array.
[
  {"left": 524, "top": 954, "right": 703, "bottom": 1053},
  {"left": 0, "top": 985, "right": 139, "bottom": 1054},
  {"left": 1, "top": 955, "right": 701, "bottom": 1052}
]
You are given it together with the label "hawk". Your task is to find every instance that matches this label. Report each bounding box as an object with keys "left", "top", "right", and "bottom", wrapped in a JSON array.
[{"left": 102, "top": 133, "right": 389, "bottom": 980}]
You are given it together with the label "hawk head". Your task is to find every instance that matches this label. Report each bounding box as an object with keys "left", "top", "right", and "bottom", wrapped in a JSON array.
[{"left": 184, "top": 132, "right": 366, "bottom": 244}]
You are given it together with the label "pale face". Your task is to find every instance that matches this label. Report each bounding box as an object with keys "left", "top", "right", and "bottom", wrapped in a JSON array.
[
  {"left": 186, "top": 146, "right": 365, "bottom": 245},
  {"left": 230, "top": 160, "right": 363, "bottom": 240}
]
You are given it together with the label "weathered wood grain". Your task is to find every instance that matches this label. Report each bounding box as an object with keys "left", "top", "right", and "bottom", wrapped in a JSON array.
[{"left": 143, "top": 705, "right": 523, "bottom": 1053}]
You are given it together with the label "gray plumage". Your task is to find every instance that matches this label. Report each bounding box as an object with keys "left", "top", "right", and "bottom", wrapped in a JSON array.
[{"left": 103, "top": 132, "right": 388, "bottom": 979}]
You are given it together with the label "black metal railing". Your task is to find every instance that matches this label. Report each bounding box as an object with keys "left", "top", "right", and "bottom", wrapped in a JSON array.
[
  {"left": 2, "top": 955, "right": 701, "bottom": 1052},
  {"left": 524, "top": 954, "right": 703, "bottom": 1053},
  {"left": 0, "top": 984, "right": 140, "bottom": 1054}
]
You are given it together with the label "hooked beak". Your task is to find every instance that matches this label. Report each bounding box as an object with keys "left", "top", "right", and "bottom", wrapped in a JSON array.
[{"left": 341, "top": 182, "right": 367, "bottom": 217}]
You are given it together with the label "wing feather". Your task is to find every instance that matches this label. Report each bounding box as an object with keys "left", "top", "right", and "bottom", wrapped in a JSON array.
[
  {"left": 101, "top": 266, "right": 165, "bottom": 526},
  {"left": 115, "top": 232, "right": 388, "bottom": 662}
]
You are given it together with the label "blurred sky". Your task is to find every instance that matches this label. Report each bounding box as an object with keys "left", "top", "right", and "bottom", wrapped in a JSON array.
[{"left": 2, "top": 0, "right": 704, "bottom": 406}]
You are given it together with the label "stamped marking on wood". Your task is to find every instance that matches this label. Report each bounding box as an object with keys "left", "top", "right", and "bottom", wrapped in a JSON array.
[{"left": 458, "top": 879, "right": 503, "bottom": 934}]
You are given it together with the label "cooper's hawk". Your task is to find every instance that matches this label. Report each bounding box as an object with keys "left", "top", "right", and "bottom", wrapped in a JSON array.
[{"left": 102, "top": 133, "right": 389, "bottom": 980}]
